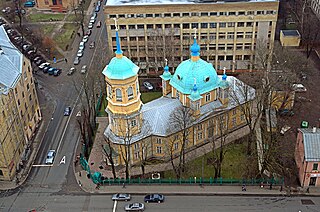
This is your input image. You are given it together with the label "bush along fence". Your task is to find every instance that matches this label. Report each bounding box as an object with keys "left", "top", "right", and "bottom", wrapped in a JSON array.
[{"left": 80, "top": 155, "right": 284, "bottom": 186}]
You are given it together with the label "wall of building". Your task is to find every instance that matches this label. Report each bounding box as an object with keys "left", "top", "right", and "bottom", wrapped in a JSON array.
[
  {"left": 104, "top": 1, "right": 279, "bottom": 74},
  {"left": 295, "top": 131, "right": 320, "bottom": 187},
  {"left": 37, "top": 0, "right": 77, "bottom": 11},
  {"left": 0, "top": 57, "right": 41, "bottom": 181}
]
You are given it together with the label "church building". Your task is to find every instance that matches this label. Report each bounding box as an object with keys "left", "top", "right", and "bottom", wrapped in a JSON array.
[{"left": 102, "top": 22, "right": 255, "bottom": 169}]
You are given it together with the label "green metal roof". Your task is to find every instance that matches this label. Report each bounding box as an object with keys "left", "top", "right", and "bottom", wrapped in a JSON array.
[{"left": 102, "top": 56, "right": 139, "bottom": 80}]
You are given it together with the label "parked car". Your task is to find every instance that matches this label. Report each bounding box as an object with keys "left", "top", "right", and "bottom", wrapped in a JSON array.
[
  {"left": 97, "top": 0, "right": 101, "bottom": 6},
  {"left": 33, "top": 56, "right": 42, "bottom": 62},
  {"left": 80, "top": 65, "right": 87, "bottom": 74},
  {"left": 48, "top": 67, "right": 56, "bottom": 75},
  {"left": 2, "top": 7, "right": 11, "bottom": 14},
  {"left": 88, "top": 23, "right": 93, "bottom": 29},
  {"left": 53, "top": 69, "right": 61, "bottom": 76},
  {"left": 27, "top": 50, "right": 36, "bottom": 55},
  {"left": 35, "top": 59, "right": 44, "bottom": 66},
  {"left": 280, "top": 125, "right": 291, "bottom": 135},
  {"left": 73, "top": 56, "right": 80, "bottom": 65},
  {"left": 64, "top": 106, "right": 71, "bottom": 116},
  {"left": 77, "top": 49, "right": 83, "bottom": 57},
  {"left": 39, "top": 62, "right": 50, "bottom": 69},
  {"left": 92, "top": 12, "right": 97, "bottom": 19},
  {"left": 95, "top": 5, "right": 100, "bottom": 12},
  {"left": 292, "top": 83, "right": 307, "bottom": 92},
  {"left": 144, "top": 194, "right": 165, "bottom": 203},
  {"left": 82, "top": 35, "right": 89, "bottom": 43},
  {"left": 112, "top": 193, "right": 131, "bottom": 201},
  {"left": 22, "top": 44, "right": 31, "bottom": 51},
  {"left": 143, "top": 81, "right": 153, "bottom": 91},
  {"left": 68, "top": 67, "right": 76, "bottom": 75},
  {"left": 45, "top": 150, "right": 56, "bottom": 164},
  {"left": 86, "top": 29, "right": 92, "bottom": 36},
  {"left": 43, "top": 66, "right": 51, "bottom": 73},
  {"left": 89, "top": 41, "right": 95, "bottom": 49},
  {"left": 79, "top": 41, "right": 85, "bottom": 50},
  {"left": 278, "top": 109, "right": 294, "bottom": 116},
  {"left": 90, "top": 16, "right": 96, "bottom": 24},
  {"left": 124, "top": 203, "right": 144, "bottom": 211},
  {"left": 97, "top": 21, "right": 101, "bottom": 28},
  {"left": 24, "top": 1, "right": 35, "bottom": 7}
]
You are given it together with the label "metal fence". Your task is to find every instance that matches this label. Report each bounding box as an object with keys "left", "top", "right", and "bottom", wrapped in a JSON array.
[{"left": 80, "top": 155, "right": 284, "bottom": 186}]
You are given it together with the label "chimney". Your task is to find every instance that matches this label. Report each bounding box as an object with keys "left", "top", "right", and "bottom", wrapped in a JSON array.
[{"left": 312, "top": 127, "right": 317, "bottom": 133}]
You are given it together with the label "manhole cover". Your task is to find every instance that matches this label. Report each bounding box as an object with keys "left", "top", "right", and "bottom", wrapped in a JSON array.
[{"left": 301, "top": 199, "right": 315, "bottom": 205}]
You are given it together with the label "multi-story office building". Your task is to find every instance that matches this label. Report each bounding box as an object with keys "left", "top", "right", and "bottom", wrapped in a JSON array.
[
  {"left": 0, "top": 26, "right": 41, "bottom": 181},
  {"left": 104, "top": 0, "right": 279, "bottom": 75}
]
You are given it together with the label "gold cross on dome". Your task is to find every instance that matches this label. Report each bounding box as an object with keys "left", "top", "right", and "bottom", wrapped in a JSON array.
[
  {"left": 223, "top": 67, "right": 226, "bottom": 75},
  {"left": 113, "top": 18, "right": 118, "bottom": 31},
  {"left": 165, "top": 58, "right": 168, "bottom": 66}
]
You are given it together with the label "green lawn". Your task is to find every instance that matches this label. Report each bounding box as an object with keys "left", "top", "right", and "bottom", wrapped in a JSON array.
[
  {"left": 163, "top": 141, "right": 251, "bottom": 179},
  {"left": 42, "top": 25, "right": 55, "bottom": 36},
  {"left": 54, "top": 23, "right": 78, "bottom": 51},
  {"left": 65, "top": 14, "right": 77, "bottom": 22},
  {"left": 141, "top": 92, "right": 162, "bottom": 103},
  {"left": 27, "top": 13, "right": 65, "bottom": 22}
]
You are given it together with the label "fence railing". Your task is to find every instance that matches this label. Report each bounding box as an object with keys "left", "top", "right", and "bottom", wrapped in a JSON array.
[{"left": 80, "top": 155, "right": 284, "bottom": 186}]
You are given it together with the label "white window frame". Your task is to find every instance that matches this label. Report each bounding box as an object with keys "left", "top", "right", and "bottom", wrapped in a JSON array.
[
  {"left": 116, "top": 88, "right": 122, "bottom": 101},
  {"left": 127, "top": 86, "right": 134, "bottom": 100}
]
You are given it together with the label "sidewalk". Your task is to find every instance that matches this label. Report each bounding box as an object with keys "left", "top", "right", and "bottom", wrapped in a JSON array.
[{"left": 75, "top": 169, "right": 320, "bottom": 196}]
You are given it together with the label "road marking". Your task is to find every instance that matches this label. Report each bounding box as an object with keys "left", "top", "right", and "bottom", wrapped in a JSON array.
[
  {"left": 59, "top": 156, "right": 66, "bottom": 164},
  {"left": 113, "top": 200, "right": 117, "bottom": 212},
  {"left": 32, "top": 164, "right": 53, "bottom": 167}
]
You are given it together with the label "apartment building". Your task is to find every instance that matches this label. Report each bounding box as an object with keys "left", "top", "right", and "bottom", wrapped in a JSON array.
[
  {"left": 311, "top": 0, "right": 320, "bottom": 19},
  {"left": 37, "top": 0, "right": 79, "bottom": 12},
  {"left": 0, "top": 26, "right": 41, "bottom": 181},
  {"left": 295, "top": 128, "right": 320, "bottom": 187},
  {"left": 104, "top": 0, "right": 279, "bottom": 75}
]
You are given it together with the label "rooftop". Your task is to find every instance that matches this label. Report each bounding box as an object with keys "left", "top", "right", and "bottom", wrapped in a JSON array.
[
  {"left": 281, "top": 30, "right": 300, "bottom": 37},
  {"left": 104, "top": 76, "right": 255, "bottom": 144},
  {"left": 106, "top": 0, "right": 277, "bottom": 6},
  {"left": 299, "top": 128, "right": 320, "bottom": 162},
  {"left": 0, "top": 26, "right": 22, "bottom": 95}
]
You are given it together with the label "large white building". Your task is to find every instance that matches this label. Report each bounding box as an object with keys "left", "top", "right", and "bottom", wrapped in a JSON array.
[{"left": 104, "top": 0, "right": 279, "bottom": 75}]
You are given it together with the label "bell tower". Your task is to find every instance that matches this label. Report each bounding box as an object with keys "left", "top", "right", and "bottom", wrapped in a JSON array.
[{"left": 102, "top": 18, "right": 143, "bottom": 138}]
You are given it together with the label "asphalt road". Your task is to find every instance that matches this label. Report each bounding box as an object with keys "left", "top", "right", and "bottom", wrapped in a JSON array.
[{"left": 1, "top": 194, "right": 320, "bottom": 211}]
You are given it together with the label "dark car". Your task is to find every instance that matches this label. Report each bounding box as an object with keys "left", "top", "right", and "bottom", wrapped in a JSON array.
[
  {"left": 43, "top": 66, "right": 51, "bottom": 73},
  {"left": 53, "top": 69, "right": 61, "bottom": 76},
  {"left": 64, "top": 106, "right": 71, "bottom": 116},
  {"left": 144, "top": 194, "right": 164, "bottom": 203}
]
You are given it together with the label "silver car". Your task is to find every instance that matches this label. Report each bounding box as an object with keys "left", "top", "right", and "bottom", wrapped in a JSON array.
[
  {"left": 45, "top": 150, "right": 56, "bottom": 164},
  {"left": 124, "top": 203, "right": 144, "bottom": 211},
  {"left": 74, "top": 56, "right": 80, "bottom": 65},
  {"left": 112, "top": 193, "right": 131, "bottom": 201}
]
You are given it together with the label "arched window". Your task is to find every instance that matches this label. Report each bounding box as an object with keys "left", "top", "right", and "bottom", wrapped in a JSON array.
[
  {"left": 116, "top": 89, "right": 122, "bottom": 101},
  {"left": 127, "top": 86, "right": 133, "bottom": 100}
]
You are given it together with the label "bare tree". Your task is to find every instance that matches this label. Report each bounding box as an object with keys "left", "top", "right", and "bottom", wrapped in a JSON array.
[
  {"left": 207, "top": 115, "right": 229, "bottom": 179},
  {"left": 71, "top": 0, "right": 85, "bottom": 36},
  {"left": 146, "top": 28, "right": 180, "bottom": 73},
  {"left": 135, "top": 137, "right": 152, "bottom": 177},
  {"left": 102, "top": 137, "right": 117, "bottom": 179},
  {"left": 166, "top": 105, "right": 194, "bottom": 179}
]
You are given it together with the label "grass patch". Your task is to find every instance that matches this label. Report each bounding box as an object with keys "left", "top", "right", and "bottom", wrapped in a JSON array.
[
  {"left": 27, "top": 13, "right": 65, "bottom": 22},
  {"left": 54, "top": 23, "right": 78, "bottom": 51},
  {"left": 163, "top": 141, "right": 250, "bottom": 179},
  {"left": 65, "top": 14, "right": 77, "bottom": 22},
  {"left": 42, "top": 25, "right": 55, "bottom": 35},
  {"left": 141, "top": 92, "right": 162, "bottom": 103}
]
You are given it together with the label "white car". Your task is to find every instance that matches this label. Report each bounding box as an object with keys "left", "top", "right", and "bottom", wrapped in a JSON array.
[
  {"left": 74, "top": 56, "right": 80, "bottom": 65},
  {"left": 112, "top": 193, "right": 131, "bottom": 201},
  {"left": 79, "top": 41, "right": 85, "bottom": 50},
  {"left": 77, "top": 49, "right": 83, "bottom": 57},
  {"left": 125, "top": 203, "right": 144, "bottom": 211},
  {"left": 143, "top": 81, "right": 154, "bottom": 91},
  {"left": 39, "top": 62, "right": 50, "bottom": 69},
  {"left": 82, "top": 35, "right": 89, "bottom": 43},
  {"left": 89, "top": 16, "right": 96, "bottom": 24},
  {"left": 292, "top": 84, "right": 307, "bottom": 92},
  {"left": 45, "top": 150, "right": 56, "bottom": 164},
  {"left": 81, "top": 65, "right": 87, "bottom": 74},
  {"left": 88, "top": 23, "right": 93, "bottom": 29}
]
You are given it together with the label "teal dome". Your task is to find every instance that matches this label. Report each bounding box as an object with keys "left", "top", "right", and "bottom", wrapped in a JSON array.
[
  {"left": 102, "top": 56, "right": 139, "bottom": 80},
  {"left": 188, "top": 83, "right": 202, "bottom": 101},
  {"left": 160, "top": 65, "right": 172, "bottom": 81},
  {"left": 170, "top": 58, "right": 220, "bottom": 95},
  {"left": 219, "top": 73, "right": 229, "bottom": 88},
  {"left": 190, "top": 38, "right": 200, "bottom": 57}
]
